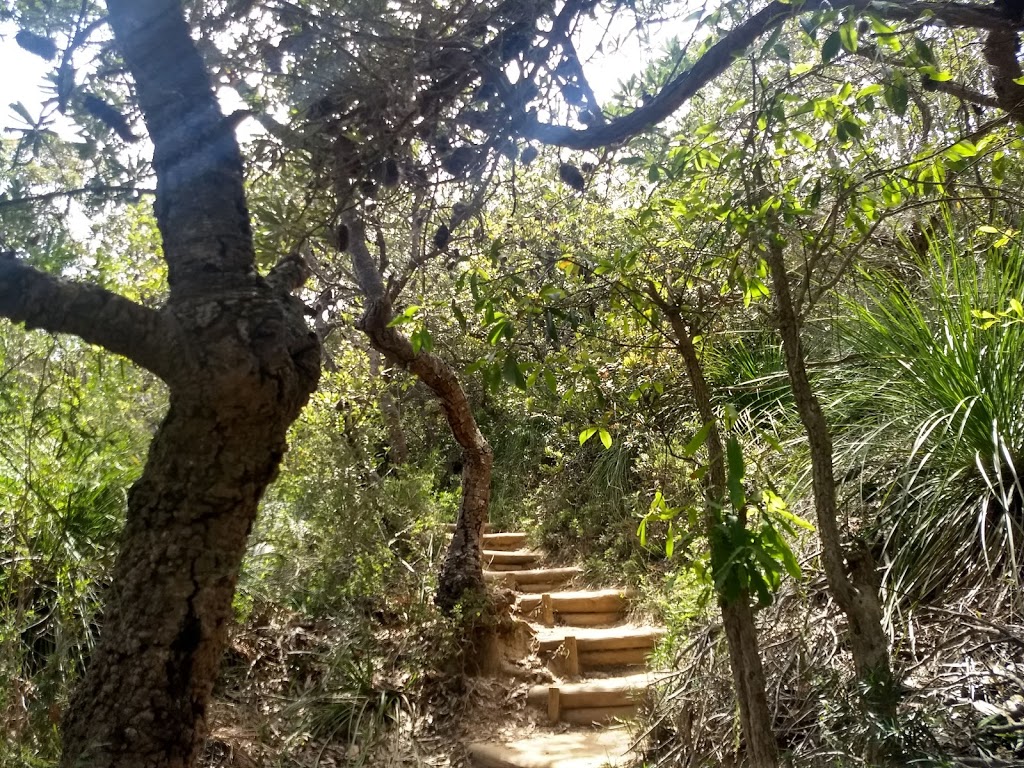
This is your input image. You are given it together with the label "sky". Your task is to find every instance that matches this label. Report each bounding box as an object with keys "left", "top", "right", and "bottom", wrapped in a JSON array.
[{"left": 0, "top": 31, "right": 62, "bottom": 134}]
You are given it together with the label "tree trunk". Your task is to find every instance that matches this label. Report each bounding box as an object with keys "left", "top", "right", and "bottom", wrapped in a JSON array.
[
  {"left": 62, "top": 342, "right": 317, "bottom": 767},
  {"left": 346, "top": 217, "right": 492, "bottom": 611},
  {"left": 0, "top": 3, "right": 327, "bottom": 766},
  {"left": 662, "top": 305, "right": 779, "bottom": 768},
  {"left": 764, "top": 238, "right": 895, "bottom": 723}
]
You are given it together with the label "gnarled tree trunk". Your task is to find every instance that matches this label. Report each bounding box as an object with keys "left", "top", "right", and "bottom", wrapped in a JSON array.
[
  {"left": 764, "top": 238, "right": 895, "bottom": 725},
  {"left": 659, "top": 303, "right": 779, "bottom": 768},
  {"left": 0, "top": 2, "right": 321, "bottom": 766},
  {"left": 346, "top": 217, "right": 492, "bottom": 611}
]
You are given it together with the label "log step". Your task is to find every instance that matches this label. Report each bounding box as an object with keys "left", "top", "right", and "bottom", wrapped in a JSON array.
[
  {"left": 536, "top": 626, "right": 665, "bottom": 654},
  {"left": 482, "top": 532, "right": 529, "bottom": 550},
  {"left": 484, "top": 567, "right": 581, "bottom": 588},
  {"left": 527, "top": 673, "right": 662, "bottom": 724},
  {"left": 484, "top": 549, "right": 541, "bottom": 566},
  {"left": 556, "top": 611, "right": 623, "bottom": 627},
  {"left": 518, "top": 589, "right": 631, "bottom": 616}
]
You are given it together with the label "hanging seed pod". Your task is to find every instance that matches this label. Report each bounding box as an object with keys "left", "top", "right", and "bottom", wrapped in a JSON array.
[
  {"left": 521, "top": 145, "right": 538, "bottom": 166},
  {"left": 333, "top": 224, "right": 350, "bottom": 252},
  {"left": 381, "top": 157, "right": 401, "bottom": 188},
  {"left": 558, "top": 163, "right": 585, "bottom": 192},
  {"left": 16, "top": 30, "right": 57, "bottom": 60},
  {"left": 433, "top": 224, "right": 451, "bottom": 249}
]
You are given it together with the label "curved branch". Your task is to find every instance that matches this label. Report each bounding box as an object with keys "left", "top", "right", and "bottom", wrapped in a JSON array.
[
  {"left": 0, "top": 255, "right": 180, "bottom": 380},
  {"left": 523, "top": 0, "right": 1016, "bottom": 149}
]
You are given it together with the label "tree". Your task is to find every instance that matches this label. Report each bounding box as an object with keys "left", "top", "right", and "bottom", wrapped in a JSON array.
[{"left": 2, "top": 2, "right": 320, "bottom": 765}]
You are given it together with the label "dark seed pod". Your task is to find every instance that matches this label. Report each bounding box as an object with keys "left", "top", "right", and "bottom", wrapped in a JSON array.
[
  {"left": 16, "top": 30, "right": 57, "bottom": 60},
  {"left": 360, "top": 179, "right": 377, "bottom": 198},
  {"left": 334, "top": 224, "right": 350, "bottom": 251},
  {"left": 558, "top": 163, "right": 585, "bottom": 192},
  {"left": 581, "top": 162, "right": 596, "bottom": 174},
  {"left": 441, "top": 146, "right": 476, "bottom": 176},
  {"left": 433, "top": 224, "right": 451, "bottom": 249},
  {"left": 381, "top": 157, "right": 401, "bottom": 188},
  {"left": 81, "top": 94, "right": 138, "bottom": 142},
  {"left": 521, "top": 145, "right": 538, "bottom": 166}
]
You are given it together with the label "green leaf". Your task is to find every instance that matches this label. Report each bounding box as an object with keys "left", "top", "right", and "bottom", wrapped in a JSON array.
[
  {"left": 839, "top": 20, "right": 858, "bottom": 53},
  {"left": 543, "top": 369, "right": 557, "bottom": 394},
  {"left": 821, "top": 30, "right": 842, "bottom": 64},
  {"left": 599, "top": 428, "right": 612, "bottom": 450},
  {"left": 410, "top": 325, "right": 433, "bottom": 354},
  {"left": 487, "top": 318, "right": 509, "bottom": 345},
  {"left": 502, "top": 352, "right": 527, "bottom": 390},
  {"left": 683, "top": 421, "right": 715, "bottom": 457},
  {"left": 579, "top": 427, "right": 598, "bottom": 445},
  {"left": 791, "top": 129, "right": 816, "bottom": 149},
  {"left": 726, "top": 436, "right": 746, "bottom": 510},
  {"left": 913, "top": 37, "right": 936, "bottom": 66}
]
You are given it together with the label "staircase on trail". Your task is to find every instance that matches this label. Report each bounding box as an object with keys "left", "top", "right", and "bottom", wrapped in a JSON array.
[{"left": 458, "top": 524, "right": 666, "bottom": 768}]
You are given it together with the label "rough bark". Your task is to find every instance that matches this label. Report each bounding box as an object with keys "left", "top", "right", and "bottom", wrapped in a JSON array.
[
  {"left": 659, "top": 303, "right": 779, "bottom": 768},
  {"left": 346, "top": 217, "right": 492, "bottom": 611},
  {"left": 983, "top": 27, "right": 1024, "bottom": 127},
  {"left": 764, "top": 239, "right": 895, "bottom": 723},
  {"left": 0, "top": 3, "right": 325, "bottom": 767}
]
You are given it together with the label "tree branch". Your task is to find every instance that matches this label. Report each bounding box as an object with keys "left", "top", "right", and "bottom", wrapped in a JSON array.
[
  {"left": 523, "top": 0, "right": 1016, "bottom": 149},
  {"left": 0, "top": 185, "right": 154, "bottom": 211},
  {"left": 106, "top": 0, "right": 254, "bottom": 291},
  {"left": 0, "top": 255, "right": 180, "bottom": 381}
]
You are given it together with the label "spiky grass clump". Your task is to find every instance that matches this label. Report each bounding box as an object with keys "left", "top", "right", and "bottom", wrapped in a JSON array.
[{"left": 837, "top": 238, "right": 1024, "bottom": 606}]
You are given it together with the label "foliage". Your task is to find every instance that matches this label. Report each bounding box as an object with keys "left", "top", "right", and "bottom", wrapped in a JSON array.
[
  {"left": 0, "top": 328, "right": 159, "bottom": 762},
  {"left": 834, "top": 232, "right": 1024, "bottom": 606}
]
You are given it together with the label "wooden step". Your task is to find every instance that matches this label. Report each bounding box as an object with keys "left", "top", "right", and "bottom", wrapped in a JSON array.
[
  {"left": 536, "top": 626, "right": 665, "bottom": 654},
  {"left": 484, "top": 567, "right": 581, "bottom": 589},
  {"left": 518, "top": 589, "right": 631, "bottom": 616},
  {"left": 557, "top": 612, "right": 623, "bottom": 626},
  {"left": 484, "top": 549, "right": 540, "bottom": 566},
  {"left": 527, "top": 674, "right": 659, "bottom": 724},
  {"left": 482, "top": 532, "right": 528, "bottom": 550},
  {"left": 540, "top": 629, "right": 659, "bottom": 675}
]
